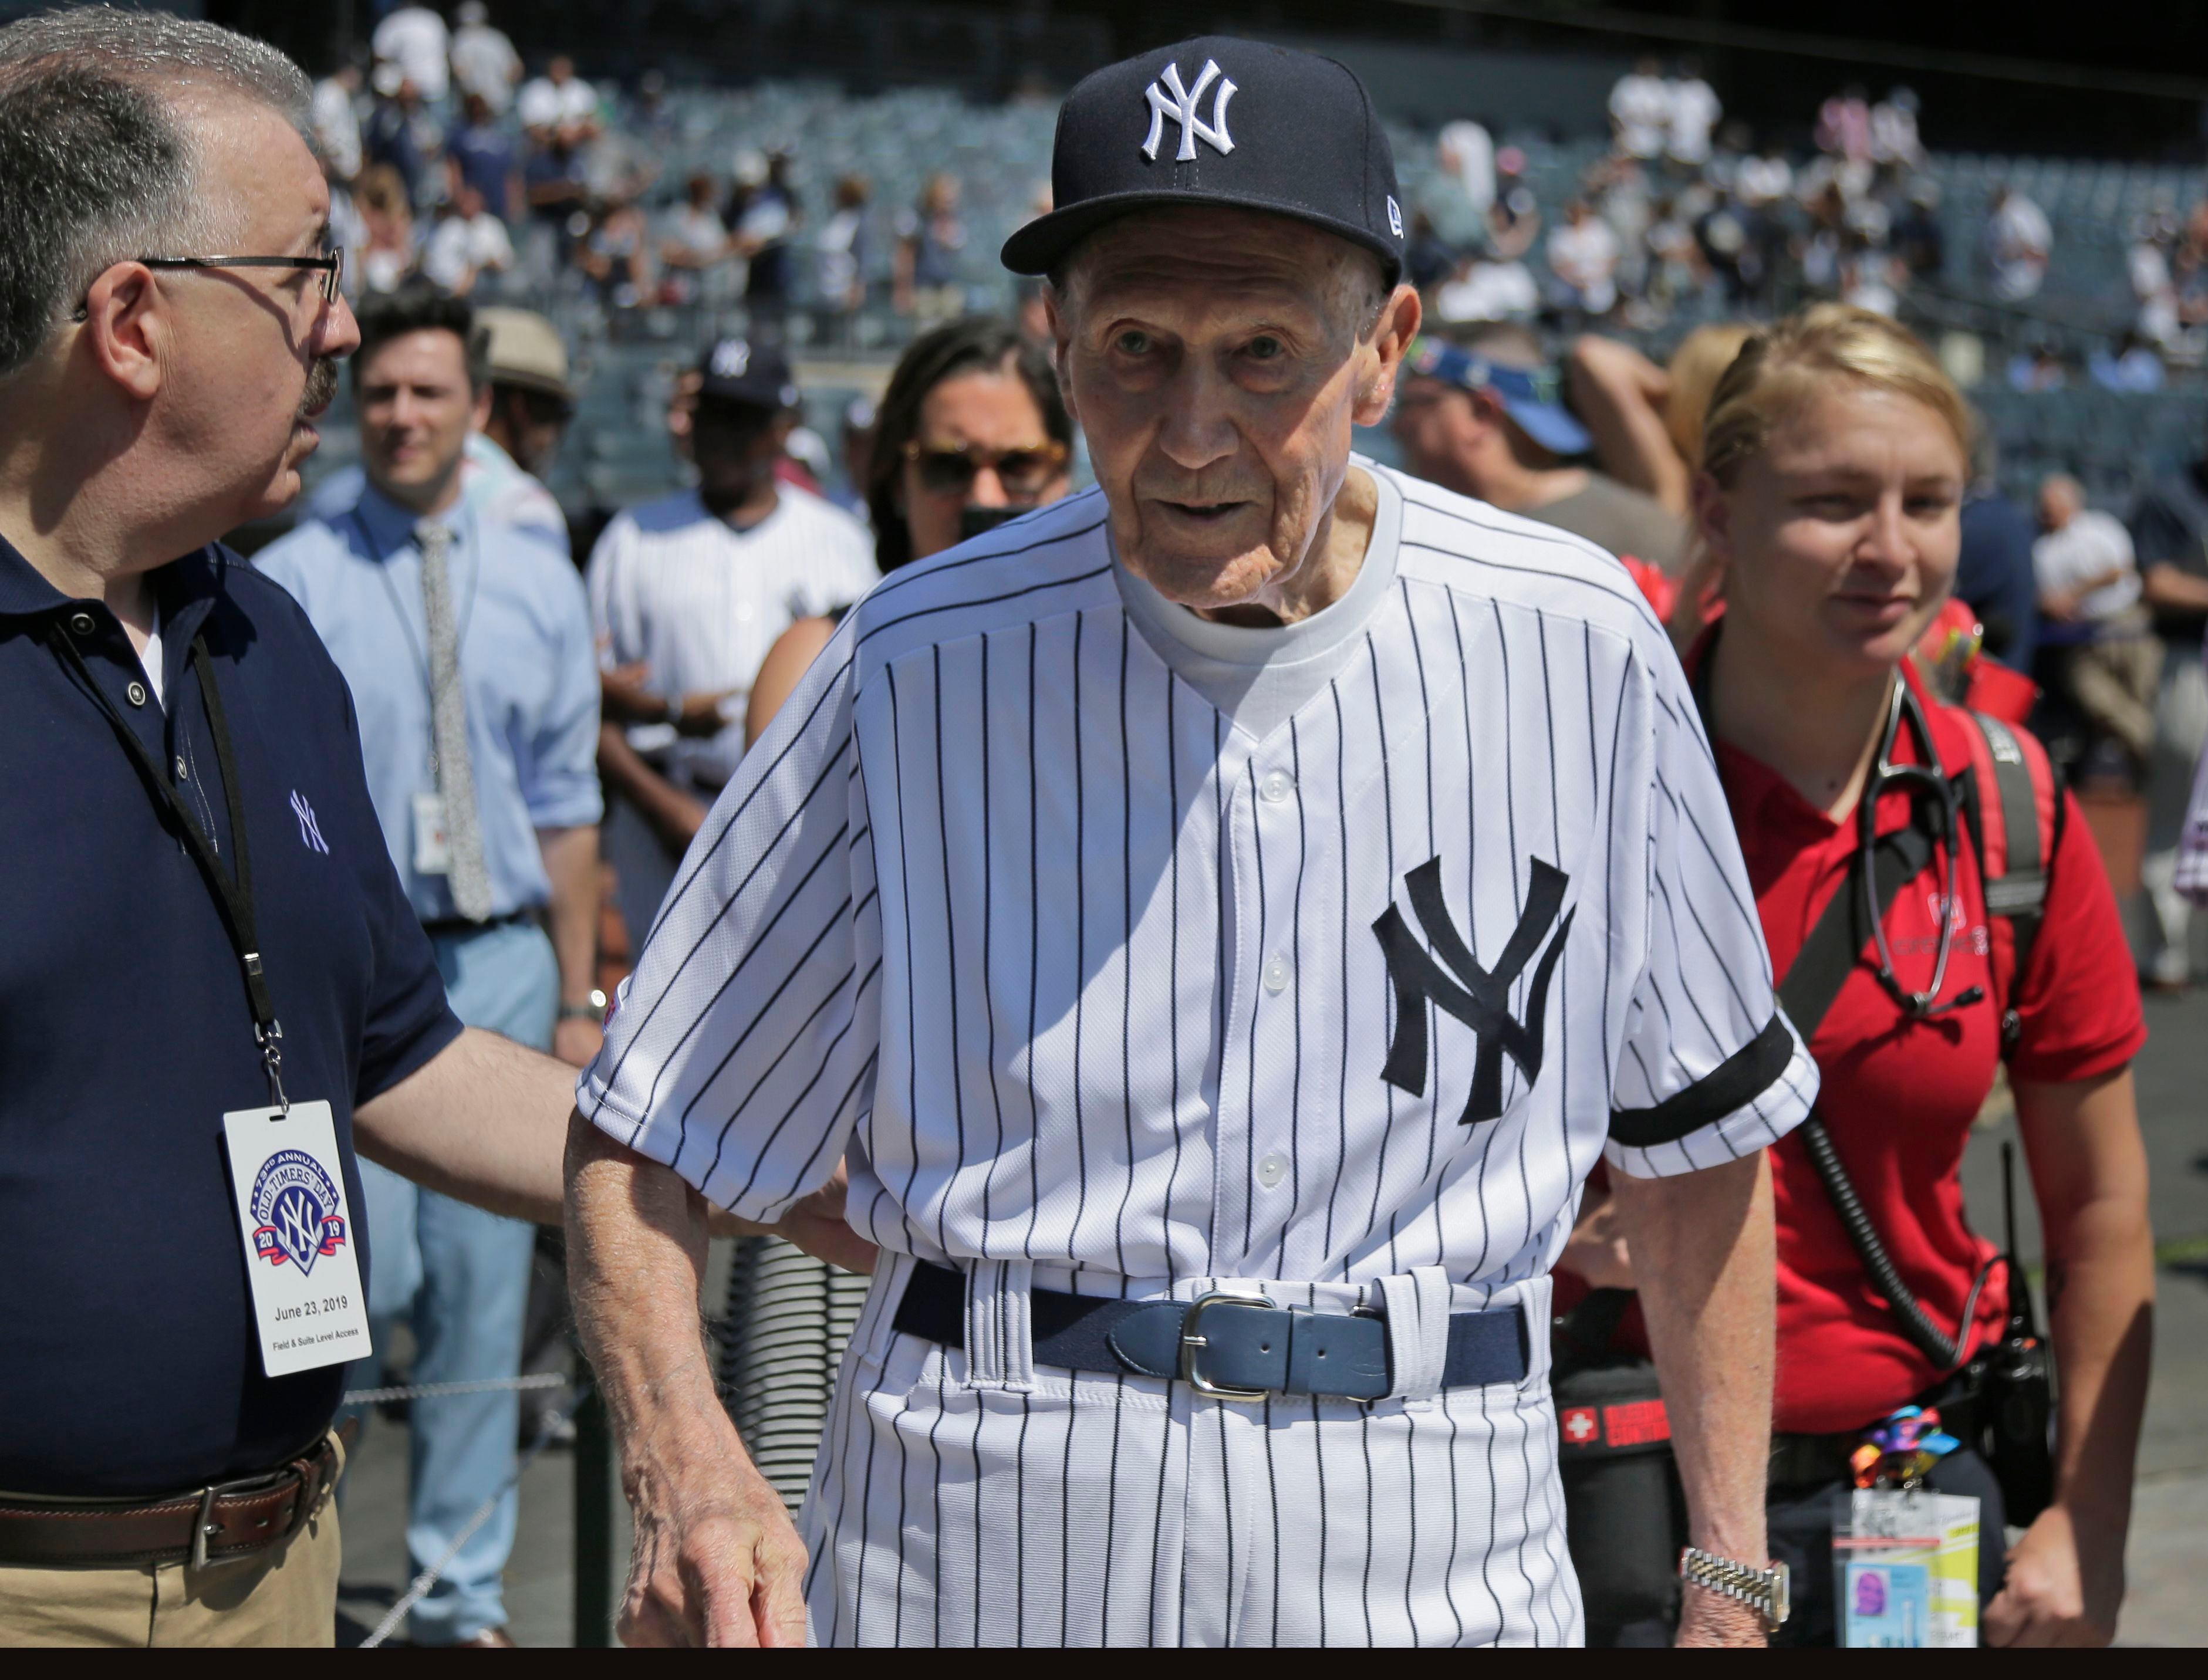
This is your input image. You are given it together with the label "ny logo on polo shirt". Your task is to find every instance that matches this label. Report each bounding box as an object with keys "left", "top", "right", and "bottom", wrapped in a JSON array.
[
  {"left": 1141, "top": 58, "right": 1237, "bottom": 163},
  {"left": 1372, "top": 856, "right": 1576, "bottom": 1125},
  {"left": 290, "top": 790, "right": 330, "bottom": 856}
]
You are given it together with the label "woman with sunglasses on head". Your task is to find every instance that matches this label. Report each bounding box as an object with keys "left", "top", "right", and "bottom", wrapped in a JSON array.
[
  {"left": 1559, "top": 306, "right": 2152, "bottom": 1647},
  {"left": 744, "top": 315, "right": 1073, "bottom": 745}
]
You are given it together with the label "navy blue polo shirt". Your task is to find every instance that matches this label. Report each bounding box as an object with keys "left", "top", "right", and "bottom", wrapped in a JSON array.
[{"left": 0, "top": 533, "right": 461, "bottom": 1497}]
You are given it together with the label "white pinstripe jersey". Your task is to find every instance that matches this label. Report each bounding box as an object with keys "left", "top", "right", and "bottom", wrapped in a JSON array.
[
  {"left": 586, "top": 484, "right": 878, "bottom": 789},
  {"left": 578, "top": 464, "right": 1816, "bottom": 1295}
]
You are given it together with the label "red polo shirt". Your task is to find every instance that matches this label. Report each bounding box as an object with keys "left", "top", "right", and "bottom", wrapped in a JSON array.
[{"left": 1693, "top": 660, "right": 2145, "bottom": 1433}]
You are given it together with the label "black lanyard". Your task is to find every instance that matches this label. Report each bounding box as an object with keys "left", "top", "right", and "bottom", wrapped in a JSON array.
[{"left": 48, "top": 617, "right": 290, "bottom": 1111}]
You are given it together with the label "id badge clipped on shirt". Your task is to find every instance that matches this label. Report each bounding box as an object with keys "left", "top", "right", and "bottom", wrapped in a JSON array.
[
  {"left": 220, "top": 1101, "right": 373, "bottom": 1377},
  {"left": 1832, "top": 1488, "right": 1981, "bottom": 1648},
  {"left": 413, "top": 789, "right": 451, "bottom": 876}
]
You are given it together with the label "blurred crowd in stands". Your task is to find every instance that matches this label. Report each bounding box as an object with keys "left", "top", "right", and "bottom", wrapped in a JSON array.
[{"left": 292, "top": 5, "right": 2208, "bottom": 1002}]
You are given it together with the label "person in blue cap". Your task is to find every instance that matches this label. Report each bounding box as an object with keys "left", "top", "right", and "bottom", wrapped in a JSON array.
[{"left": 1393, "top": 322, "right": 1688, "bottom": 574}]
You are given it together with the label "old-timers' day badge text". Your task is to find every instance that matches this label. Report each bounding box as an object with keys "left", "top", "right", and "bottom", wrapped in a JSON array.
[{"left": 221, "top": 1101, "right": 372, "bottom": 1377}]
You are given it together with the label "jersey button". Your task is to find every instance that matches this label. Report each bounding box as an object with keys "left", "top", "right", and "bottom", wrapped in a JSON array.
[
  {"left": 1262, "top": 954, "right": 1290, "bottom": 994},
  {"left": 1259, "top": 769, "right": 1293, "bottom": 804},
  {"left": 1257, "top": 1151, "right": 1288, "bottom": 1189},
  {"left": 175, "top": 756, "right": 189, "bottom": 781},
  {"left": 125, "top": 680, "right": 148, "bottom": 708},
  {"left": 67, "top": 611, "right": 96, "bottom": 637}
]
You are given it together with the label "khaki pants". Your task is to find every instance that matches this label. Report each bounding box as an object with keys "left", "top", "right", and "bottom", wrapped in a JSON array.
[
  {"left": 0, "top": 1436, "right": 343, "bottom": 1648},
  {"left": 2064, "top": 613, "right": 2165, "bottom": 764}
]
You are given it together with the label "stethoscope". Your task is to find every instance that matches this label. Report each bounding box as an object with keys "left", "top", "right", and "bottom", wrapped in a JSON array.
[{"left": 1856, "top": 677, "right": 1984, "bottom": 1020}]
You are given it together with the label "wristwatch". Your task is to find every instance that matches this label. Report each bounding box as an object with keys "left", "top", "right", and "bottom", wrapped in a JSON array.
[
  {"left": 1678, "top": 1546, "right": 1790, "bottom": 1631},
  {"left": 559, "top": 989, "right": 607, "bottom": 1026}
]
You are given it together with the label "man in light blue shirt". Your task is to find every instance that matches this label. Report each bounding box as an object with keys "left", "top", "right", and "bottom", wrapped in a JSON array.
[{"left": 256, "top": 288, "right": 600, "bottom": 1649}]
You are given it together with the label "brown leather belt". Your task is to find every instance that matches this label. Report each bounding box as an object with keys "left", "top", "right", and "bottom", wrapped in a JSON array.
[{"left": 0, "top": 1433, "right": 340, "bottom": 1570}]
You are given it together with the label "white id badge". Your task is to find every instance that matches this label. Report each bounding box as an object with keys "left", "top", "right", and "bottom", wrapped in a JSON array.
[
  {"left": 412, "top": 790, "right": 451, "bottom": 876},
  {"left": 1834, "top": 1488, "right": 1981, "bottom": 1648},
  {"left": 220, "top": 1101, "right": 373, "bottom": 1377}
]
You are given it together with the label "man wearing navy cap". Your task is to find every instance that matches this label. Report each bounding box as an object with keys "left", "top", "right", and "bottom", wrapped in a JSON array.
[
  {"left": 568, "top": 37, "right": 1802, "bottom": 1648},
  {"left": 588, "top": 335, "right": 876, "bottom": 945},
  {"left": 1392, "top": 323, "right": 1687, "bottom": 573}
]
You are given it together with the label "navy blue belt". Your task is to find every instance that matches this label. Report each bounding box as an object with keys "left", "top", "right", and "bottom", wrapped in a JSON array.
[{"left": 892, "top": 1262, "right": 1529, "bottom": 1401}]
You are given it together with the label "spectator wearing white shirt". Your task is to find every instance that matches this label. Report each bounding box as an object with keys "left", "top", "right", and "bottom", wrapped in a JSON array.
[
  {"left": 372, "top": 2, "right": 449, "bottom": 106},
  {"left": 2038, "top": 476, "right": 2143, "bottom": 625},
  {"left": 1734, "top": 146, "right": 1792, "bottom": 209},
  {"left": 1608, "top": 55, "right": 1670, "bottom": 161},
  {"left": 814, "top": 174, "right": 873, "bottom": 344},
  {"left": 450, "top": 1, "right": 521, "bottom": 115},
  {"left": 1548, "top": 198, "right": 1620, "bottom": 317},
  {"left": 517, "top": 54, "right": 598, "bottom": 144},
  {"left": 1987, "top": 186, "right": 2052, "bottom": 301},
  {"left": 1439, "top": 118, "right": 1493, "bottom": 221},
  {"left": 1432, "top": 251, "right": 1539, "bottom": 324},
  {"left": 589, "top": 337, "right": 877, "bottom": 942},
  {"left": 2130, "top": 222, "right": 2182, "bottom": 347},
  {"left": 312, "top": 60, "right": 362, "bottom": 184},
  {"left": 1868, "top": 87, "right": 1923, "bottom": 168},
  {"left": 1665, "top": 59, "right": 1721, "bottom": 169},
  {"left": 2037, "top": 474, "right": 2163, "bottom": 769},
  {"left": 421, "top": 184, "right": 515, "bottom": 296},
  {"left": 660, "top": 172, "right": 737, "bottom": 307}
]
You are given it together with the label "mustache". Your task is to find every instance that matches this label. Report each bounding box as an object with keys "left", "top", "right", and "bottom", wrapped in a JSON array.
[{"left": 298, "top": 357, "right": 339, "bottom": 418}]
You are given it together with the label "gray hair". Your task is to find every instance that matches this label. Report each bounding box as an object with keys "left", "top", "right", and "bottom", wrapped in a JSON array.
[{"left": 0, "top": 6, "right": 312, "bottom": 380}]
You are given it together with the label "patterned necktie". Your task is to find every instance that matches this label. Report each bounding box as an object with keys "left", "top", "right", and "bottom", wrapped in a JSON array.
[{"left": 417, "top": 519, "right": 494, "bottom": 921}]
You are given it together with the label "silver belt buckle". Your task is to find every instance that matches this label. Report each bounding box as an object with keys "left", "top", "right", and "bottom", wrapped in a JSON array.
[
  {"left": 1179, "top": 1289, "right": 1276, "bottom": 1401},
  {"left": 190, "top": 1469, "right": 286, "bottom": 1571}
]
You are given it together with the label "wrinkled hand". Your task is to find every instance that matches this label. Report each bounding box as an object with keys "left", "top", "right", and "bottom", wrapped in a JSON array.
[
  {"left": 703, "top": 1161, "right": 877, "bottom": 1274},
  {"left": 1559, "top": 1187, "right": 1635, "bottom": 1290},
  {"left": 1674, "top": 1586, "right": 1769, "bottom": 1648},
  {"left": 769, "top": 1161, "right": 878, "bottom": 1275},
  {"left": 1984, "top": 1504, "right": 2122, "bottom": 1647},
  {"left": 619, "top": 1443, "right": 808, "bottom": 1647}
]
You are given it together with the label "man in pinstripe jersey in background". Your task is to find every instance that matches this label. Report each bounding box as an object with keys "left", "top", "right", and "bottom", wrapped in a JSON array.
[{"left": 564, "top": 38, "right": 1816, "bottom": 1647}]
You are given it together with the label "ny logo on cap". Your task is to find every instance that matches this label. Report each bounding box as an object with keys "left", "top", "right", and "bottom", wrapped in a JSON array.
[
  {"left": 1142, "top": 58, "right": 1237, "bottom": 163},
  {"left": 710, "top": 339, "right": 751, "bottom": 379},
  {"left": 1372, "top": 855, "right": 1575, "bottom": 1125}
]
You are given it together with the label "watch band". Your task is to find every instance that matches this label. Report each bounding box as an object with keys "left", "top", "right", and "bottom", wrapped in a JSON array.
[
  {"left": 559, "top": 991, "right": 607, "bottom": 1025},
  {"left": 1678, "top": 1546, "right": 1790, "bottom": 1631}
]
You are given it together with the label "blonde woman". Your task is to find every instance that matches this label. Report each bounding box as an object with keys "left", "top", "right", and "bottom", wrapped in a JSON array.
[{"left": 1561, "top": 306, "right": 2152, "bottom": 1647}]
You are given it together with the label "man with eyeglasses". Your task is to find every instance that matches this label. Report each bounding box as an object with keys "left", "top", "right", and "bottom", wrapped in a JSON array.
[
  {"left": 0, "top": 11, "right": 849, "bottom": 1647},
  {"left": 587, "top": 334, "right": 876, "bottom": 949}
]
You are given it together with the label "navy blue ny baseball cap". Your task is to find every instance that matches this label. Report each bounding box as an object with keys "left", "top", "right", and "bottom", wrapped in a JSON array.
[
  {"left": 697, "top": 336, "right": 799, "bottom": 411},
  {"left": 1002, "top": 37, "right": 1406, "bottom": 286}
]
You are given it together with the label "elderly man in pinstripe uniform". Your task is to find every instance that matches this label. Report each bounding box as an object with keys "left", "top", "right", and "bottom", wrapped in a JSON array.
[{"left": 565, "top": 38, "right": 1814, "bottom": 1648}]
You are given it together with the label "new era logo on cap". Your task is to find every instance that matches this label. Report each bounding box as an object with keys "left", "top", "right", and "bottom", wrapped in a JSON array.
[{"left": 1002, "top": 36, "right": 1406, "bottom": 287}]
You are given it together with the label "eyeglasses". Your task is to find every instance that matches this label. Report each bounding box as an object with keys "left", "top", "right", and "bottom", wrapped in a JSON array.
[
  {"left": 69, "top": 249, "right": 345, "bottom": 321},
  {"left": 906, "top": 438, "right": 1069, "bottom": 499}
]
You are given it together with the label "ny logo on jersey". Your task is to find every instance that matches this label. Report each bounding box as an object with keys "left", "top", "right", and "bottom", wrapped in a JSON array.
[
  {"left": 1141, "top": 58, "right": 1237, "bottom": 162},
  {"left": 1372, "top": 856, "right": 1575, "bottom": 1125}
]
